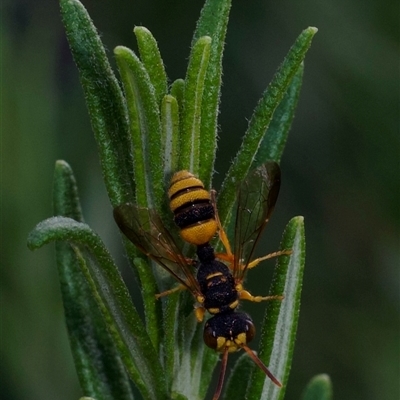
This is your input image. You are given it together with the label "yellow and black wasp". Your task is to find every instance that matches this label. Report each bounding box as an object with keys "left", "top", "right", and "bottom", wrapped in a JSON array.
[{"left": 113, "top": 162, "right": 291, "bottom": 400}]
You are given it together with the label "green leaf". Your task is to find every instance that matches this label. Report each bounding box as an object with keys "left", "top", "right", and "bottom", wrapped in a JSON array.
[
  {"left": 192, "top": 0, "right": 232, "bottom": 188},
  {"left": 197, "top": 336, "right": 219, "bottom": 399},
  {"left": 114, "top": 45, "right": 163, "bottom": 210},
  {"left": 170, "top": 78, "right": 185, "bottom": 109},
  {"left": 113, "top": 43, "right": 167, "bottom": 353},
  {"left": 221, "top": 353, "right": 254, "bottom": 400},
  {"left": 171, "top": 395, "right": 189, "bottom": 400},
  {"left": 246, "top": 216, "right": 306, "bottom": 400},
  {"left": 170, "top": 305, "right": 217, "bottom": 400},
  {"left": 132, "top": 257, "right": 163, "bottom": 352},
  {"left": 53, "top": 160, "right": 134, "bottom": 400},
  {"left": 27, "top": 217, "right": 167, "bottom": 400},
  {"left": 161, "top": 94, "right": 180, "bottom": 177},
  {"left": 53, "top": 160, "right": 84, "bottom": 221},
  {"left": 189, "top": 321, "right": 218, "bottom": 400},
  {"left": 171, "top": 305, "right": 197, "bottom": 398},
  {"left": 60, "top": 0, "right": 134, "bottom": 206},
  {"left": 134, "top": 26, "right": 168, "bottom": 106},
  {"left": 301, "top": 374, "right": 333, "bottom": 400},
  {"left": 254, "top": 63, "right": 304, "bottom": 166},
  {"left": 179, "top": 36, "right": 212, "bottom": 175},
  {"left": 162, "top": 292, "right": 181, "bottom": 391},
  {"left": 218, "top": 27, "right": 318, "bottom": 227}
]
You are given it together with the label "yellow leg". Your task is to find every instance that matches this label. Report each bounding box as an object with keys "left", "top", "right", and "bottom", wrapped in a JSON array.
[
  {"left": 214, "top": 252, "right": 234, "bottom": 263},
  {"left": 155, "top": 283, "right": 187, "bottom": 299},
  {"left": 195, "top": 306, "right": 206, "bottom": 322},
  {"left": 239, "top": 289, "right": 284, "bottom": 303},
  {"left": 246, "top": 249, "right": 292, "bottom": 270}
]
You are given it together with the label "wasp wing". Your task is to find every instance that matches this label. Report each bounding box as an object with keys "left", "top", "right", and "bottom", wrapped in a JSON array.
[
  {"left": 232, "top": 162, "right": 281, "bottom": 281},
  {"left": 113, "top": 203, "right": 201, "bottom": 296}
]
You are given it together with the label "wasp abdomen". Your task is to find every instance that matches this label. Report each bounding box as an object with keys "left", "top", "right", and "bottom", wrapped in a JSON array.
[{"left": 169, "top": 170, "right": 218, "bottom": 245}]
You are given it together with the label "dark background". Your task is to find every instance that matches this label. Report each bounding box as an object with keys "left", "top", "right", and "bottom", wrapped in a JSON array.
[{"left": 2, "top": 0, "right": 399, "bottom": 399}]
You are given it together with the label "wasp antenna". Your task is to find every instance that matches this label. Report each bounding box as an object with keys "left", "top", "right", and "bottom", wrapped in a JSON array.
[
  {"left": 212, "top": 346, "right": 230, "bottom": 400},
  {"left": 242, "top": 344, "right": 282, "bottom": 388}
]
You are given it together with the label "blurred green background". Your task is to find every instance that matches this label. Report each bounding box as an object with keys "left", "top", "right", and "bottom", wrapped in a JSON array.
[{"left": 2, "top": 0, "right": 398, "bottom": 399}]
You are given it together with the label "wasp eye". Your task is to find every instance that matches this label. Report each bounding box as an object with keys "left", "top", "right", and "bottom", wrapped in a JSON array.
[
  {"left": 245, "top": 319, "right": 256, "bottom": 343},
  {"left": 203, "top": 323, "right": 217, "bottom": 349}
]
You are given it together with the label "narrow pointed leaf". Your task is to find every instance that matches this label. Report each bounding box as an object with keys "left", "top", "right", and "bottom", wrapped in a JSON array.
[
  {"left": 113, "top": 45, "right": 166, "bottom": 352},
  {"left": 170, "top": 79, "right": 185, "bottom": 109},
  {"left": 301, "top": 374, "right": 333, "bottom": 400},
  {"left": 189, "top": 322, "right": 218, "bottom": 400},
  {"left": 221, "top": 353, "right": 254, "bottom": 400},
  {"left": 53, "top": 160, "right": 84, "bottom": 222},
  {"left": 163, "top": 292, "right": 181, "bottom": 390},
  {"left": 114, "top": 46, "right": 163, "bottom": 210},
  {"left": 171, "top": 308, "right": 216, "bottom": 400},
  {"left": 27, "top": 217, "right": 167, "bottom": 400},
  {"left": 171, "top": 395, "right": 189, "bottom": 400},
  {"left": 132, "top": 257, "right": 162, "bottom": 351},
  {"left": 254, "top": 63, "right": 304, "bottom": 166},
  {"left": 247, "top": 216, "right": 306, "bottom": 400},
  {"left": 218, "top": 27, "right": 317, "bottom": 227},
  {"left": 198, "top": 340, "right": 219, "bottom": 399},
  {"left": 60, "top": 0, "right": 134, "bottom": 206},
  {"left": 161, "top": 94, "right": 180, "bottom": 177},
  {"left": 172, "top": 310, "right": 198, "bottom": 398},
  {"left": 53, "top": 160, "right": 134, "bottom": 400},
  {"left": 168, "top": 293, "right": 217, "bottom": 400},
  {"left": 170, "top": 79, "right": 185, "bottom": 138},
  {"left": 134, "top": 26, "right": 168, "bottom": 105},
  {"left": 180, "top": 36, "right": 212, "bottom": 174},
  {"left": 192, "top": 0, "right": 232, "bottom": 187}
]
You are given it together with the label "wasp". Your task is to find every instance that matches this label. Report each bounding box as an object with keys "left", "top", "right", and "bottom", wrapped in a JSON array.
[{"left": 113, "top": 162, "right": 291, "bottom": 400}]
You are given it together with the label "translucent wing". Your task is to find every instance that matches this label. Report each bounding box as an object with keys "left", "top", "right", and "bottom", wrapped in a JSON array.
[
  {"left": 232, "top": 162, "right": 281, "bottom": 281},
  {"left": 113, "top": 203, "right": 202, "bottom": 296}
]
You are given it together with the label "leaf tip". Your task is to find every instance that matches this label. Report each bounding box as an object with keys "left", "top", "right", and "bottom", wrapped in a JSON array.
[
  {"left": 288, "top": 215, "right": 305, "bottom": 230},
  {"left": 27, "top": 228, "right": 40, "bottom": 251},
  {"left": 54, "top": 160, "right": 73, "bottom": 174},
  {"left": 26, "top": 239, "right": 35, "bottom": 252},
  {"left": 113, "top": 45, "right": 124, "bottom": 55},
  {"left": 301, "top": 373, "right": 333, "bottom": 400},
  {"left": 134, "top": 25, "right": 150, "bottom": 34},
  {"left": 195, "top": 35, "right": 212, "bottom": 47},
  {"left": 315, "top": 373, "right": 331, "bottom": 382},
  {"left": 55, "top": 159, "right": 68, "bottom": 167},
  {"left": 294, "top": 215, "right": 304, "bottom": 224},
  {"left": 113, "top": 45, "right": 132, "bottom": 57}
]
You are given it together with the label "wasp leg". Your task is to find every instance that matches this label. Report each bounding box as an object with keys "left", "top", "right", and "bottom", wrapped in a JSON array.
[
  {"left": 245, "top": 249, "right": 292, "bottom": 270},
  {"left": 214, "top": 251, "right": 234, "bottom": 264},
  {"left": 211, "top": 189, "right": 233, "bottom": 258},
  {"left": 239, "top": 289, "right": 284, "bottom": 303},
  {"left": 195, "top": 306, "right": 206, "bottom": 322},
  {"left": 155, "top": 283, "right": 187, "bottom": 299},
  {"left": 217, "top": 249, "right": 292, "bottom": 272}
]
